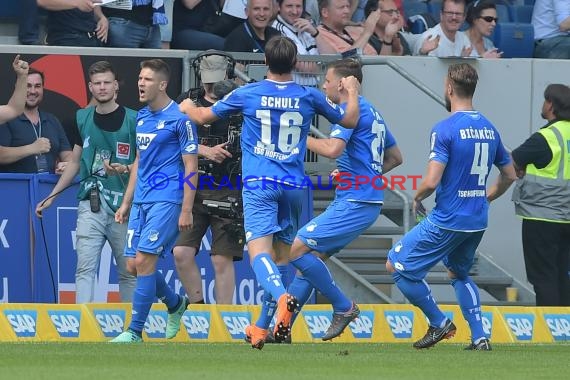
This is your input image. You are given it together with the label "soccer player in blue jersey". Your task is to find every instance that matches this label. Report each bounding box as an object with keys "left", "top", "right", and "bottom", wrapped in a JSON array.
[
  {"left": 287, "top": 58, "right": 403, "bottom": 341},
  {"left": 180, "top": 36, "right": 361, "bottom": 349},
  {"left": 111, "top": 59, "right": 199, "bottom": 343},
  {"left": 386, "top": 63, "right": 516, "bottom": 350}
]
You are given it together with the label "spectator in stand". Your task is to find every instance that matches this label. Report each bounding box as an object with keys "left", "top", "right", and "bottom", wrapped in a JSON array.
[
  {"left": 224, "top": 0, "right": 281, "bottom": 53},
  {"left": 160, "top": 0, "right": 174, "bottom": 48},
  {"left": 532, "top": 0, "right": 570, "bottom": 59},
  {"left": 1, "top": 55, "right": 29, "bottom": 125},
  {"left": 102, "top": 0, "right": 166, "bottom": 48},
  {"left": 202, "top": 0, "right": 248, "bottom": 38},
  {"left": 37, "top": 0, "right": 109, "bottom": 47},
  {"left": 0, "top": 68, "right": 71, "bottom": 174},
  {"left": 413, "top": 0, "right": 471, "bottom": 57},
  {"left": 316, "top": 0, "right": 380, "bottom": 55},
  {"left": 364, "top": 0, "right": 410, "bottom": 55},
  {"left": 172, "top": 0, "right": 225, "bottom": 50},
  {"left": 464, "top": 0, "right": 502, "bottom": 58},
  {"left": 272, "top": 0, "right": 321, "bottom": 85},
  {"left": 19, "top": 0, "right": 40, "bottom": 44}
]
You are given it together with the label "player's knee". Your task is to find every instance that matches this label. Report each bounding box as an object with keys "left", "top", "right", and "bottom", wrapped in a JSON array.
[
  {"left": 126, "top": 258, "right": 137, "bottom": 276},
  {"left": 447, "top": 269, "right": 457, "bottom": 279},
  {"left": 289, "top": 237, "right": 308, "bottom": 260},
  {"left": 314, "top": 251, "right": 328, "bottom": 261},
  {"left": 386, "top": 260, "right": 395, "bottom": 273}
]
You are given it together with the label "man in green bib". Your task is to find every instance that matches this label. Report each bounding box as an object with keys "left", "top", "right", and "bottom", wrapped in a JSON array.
[{"left": 36, "top": 60, "right": 137, "bottom": 303}]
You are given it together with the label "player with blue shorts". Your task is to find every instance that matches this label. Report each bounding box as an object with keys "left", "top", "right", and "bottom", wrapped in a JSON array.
[
  {"left": 288, "top": 58, "right": 403, "bottom": 341},
  {"left": 386, "top": 63, "right": 516, "bottom": 350},
  {"left": 111, "top": 59, "right": 199, "bottom": 343},
  {"left": 180, "top": 36, "right": 361, "bottom": 349}
]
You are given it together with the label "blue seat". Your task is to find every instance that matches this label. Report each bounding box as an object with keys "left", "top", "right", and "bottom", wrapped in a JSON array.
[
  {"left": 495, "top": 4, "right": 513, "bottom": 23},
  {"left": 513, "top": 5, "right": 534, "bottom": 23},
  {"left": 403, "top": 1, "right": 429, "bottom": 20},
  {"left": 0, "top": 0, "right": 19, "bottom": 19},
  {"left": 524, "top": 0, "right": 535, "bottom": 5},
  {"left": 427, "top": 1, "right": 442, "bottom": 23},
  {"left": 493, "top": 22, "right": 534, "bottom": 58}
]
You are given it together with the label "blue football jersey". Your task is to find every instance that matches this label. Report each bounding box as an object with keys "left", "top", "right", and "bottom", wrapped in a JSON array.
[
  {"left": 332, "top": 97, "right": 396, "bottom": 202},
  {"left": 428, "top": 111, "right": 510, "bottom": 231},
  {"left": 134, "top": 100, "right": 198, "bottom": 204},
  {"left": 212, "top": 79, "right": 344, "bottom": 185}
]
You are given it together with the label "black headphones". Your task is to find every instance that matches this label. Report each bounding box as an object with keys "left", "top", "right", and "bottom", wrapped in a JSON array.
[{"left": 191, "top": 50, "right": 236, "bottom": 82}]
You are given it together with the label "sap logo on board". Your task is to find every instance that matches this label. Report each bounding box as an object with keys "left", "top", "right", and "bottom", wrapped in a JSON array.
[
  {"left": 303, "top": 311, "right": 331, "bottom": 339},
  {"left": 93, "top": 310, "right": 126, "bottom": 337},
  {"left": 221, "top": 311, "right": 250, "bottom": 339},
  {"left": 48, "top": 310, "right": 81, "bottom": 338},
  {"left": 482, "top": 312, "right": 493, "bottom": 338},
  {"left": 182, "top": 311, "right": 211, "bottom": 339},
  {"left": 543, "top": 314, "right": 570, "bottom": 341},
  {"left": 504, "top": 313, "right": 534, "bottom": 340},
  {"left": 144, "top": 310, "right": 168, "bottom": 338},
  {"left": 384, "top": 311, "right": 413, "bottom": 338},
  {"left": 349, "top": 311, "right": 374, "bottom": 339},
  {"left": 4, "top": 310, "right": 37, "bottom": 337}
]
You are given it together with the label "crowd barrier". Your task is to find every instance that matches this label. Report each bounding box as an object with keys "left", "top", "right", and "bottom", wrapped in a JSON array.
[
  {"left": 0, "top": 173, "right": 313, "bottom": 304},
  {"left": 0, "top": 303, "right": 568, "bottom": 343}
]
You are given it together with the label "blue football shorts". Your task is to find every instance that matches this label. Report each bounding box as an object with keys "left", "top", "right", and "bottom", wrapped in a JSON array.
[
  {"left": 242, "top": 181, "right": 304, "bottom": 245},
  {"left": 387, "top": 218, "right": 485, "bottom": 281},
  {"left": 296, "top": 199, "right": 381, "bottom": 255},
  {"left": 125, "top": 202, "right": 181, "bottom": 257}
]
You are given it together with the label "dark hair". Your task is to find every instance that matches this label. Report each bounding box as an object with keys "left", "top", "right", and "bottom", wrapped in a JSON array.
[
  {"left": 544, "top": 84, "right": 570, "bottom": 120},
  {"left": 140, "top": 59, "right": 171, "bottom": 81},
  {"left": 466, "top": 0, "right": 496, "bottom": 25},
  {"left": 318, "top": 0, "right": 331, "bottom": 17},
  {"left": 328, "top": 58, "right": 363, "bottom": 84},
  {"left": 28, "top": 67, "right": 44, "bottom": 84},
  {"left": 364, "top": 0, "right": 379, "bottom": 18},
  {"left": 265, "top": 36, "right": 297, "bottom": 75},
  {"left": 447, "top": 63, "right": 478, "bottom": 98},
  {"left": 88, "top": 60, "right": 117, "bottom": 80}
]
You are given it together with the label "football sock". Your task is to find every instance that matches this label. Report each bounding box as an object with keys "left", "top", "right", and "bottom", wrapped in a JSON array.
[
  {"left": 251, "top": 253, "right": 286, "bottom": 300},
  {"left": 290, "top": 254, "right": 351, "bottom": 313},
  {"left": 288, "top": 274, "right": 314, "bottom": 325},
  {"left": 393, "top": 272, "right": 447, "bottom": 328},
  {"left": 452, "top": 277, "right": 485, "bottom": 341},
  {"left": 155, "top": 270, "right": 179, "bottom": 311},
  {"left": 129, "top": 273, "right": 155, "bottom": 334},
  {"left": 255, "top": 265, "right": 289, "bottom": 329}
]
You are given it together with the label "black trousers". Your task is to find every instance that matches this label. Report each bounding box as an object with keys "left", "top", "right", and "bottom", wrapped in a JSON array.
[{"left": 522, "top": 219, "right": 570, "bottom": 306}]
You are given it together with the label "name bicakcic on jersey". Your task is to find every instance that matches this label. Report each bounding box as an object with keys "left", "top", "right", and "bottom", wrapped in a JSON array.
[{"left": 146, "top": 172, "right": 422, "bottom": 191}]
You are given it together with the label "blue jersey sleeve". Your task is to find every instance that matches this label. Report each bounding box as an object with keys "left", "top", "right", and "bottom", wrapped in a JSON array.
[
  {"left": 177, "top": 117, "right": 198, "bottom": 155},
  {"left": 384, "top": 127, "right": 396, "bottom": 149},
  {"left": 309, "top": 88, "right": 344, "bottom": 124},
  {"left": 330, "top": 123, "right": 353, "bottom": 142},
  {"left": 493, "top": 137, "right": 511, "bottom": 167},
  {"left": 429, "top": 123, "right": 450, "bottom": 164},
  {"left": 212, "top": 87, "right": 243, "bottom": 119}
]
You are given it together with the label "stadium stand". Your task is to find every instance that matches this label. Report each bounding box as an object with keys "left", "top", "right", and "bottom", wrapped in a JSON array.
[{"left": 513, "top": 4, "right": 534, "bottom": 23}]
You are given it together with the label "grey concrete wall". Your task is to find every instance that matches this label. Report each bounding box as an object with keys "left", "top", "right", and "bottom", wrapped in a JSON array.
[{"left": 358, "top": 56, "right": 570, "bottom": 288}]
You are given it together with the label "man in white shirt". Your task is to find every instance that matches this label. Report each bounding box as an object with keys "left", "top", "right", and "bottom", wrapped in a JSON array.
[
  {"left": 413, "top": 0, "right": 471, "bottom": 57},
  {"left": 532, "top": 0, "right": 570, "bottom": 59}
]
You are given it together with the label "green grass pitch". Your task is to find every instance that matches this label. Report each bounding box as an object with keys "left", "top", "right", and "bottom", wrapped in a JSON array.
[{"left": 0, "top": 342, "right": 568, "bottom": 380}]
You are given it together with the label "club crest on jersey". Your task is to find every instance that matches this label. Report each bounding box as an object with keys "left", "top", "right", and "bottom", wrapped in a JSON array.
[
  {"left": 157, "top": 120, "right": 165, "bottom": 129},
  {"left": 116, "top": 142, "right": 130, "bottom": 159}
]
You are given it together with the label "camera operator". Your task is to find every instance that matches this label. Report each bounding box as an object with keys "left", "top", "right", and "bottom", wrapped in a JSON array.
[{"left": 173, "top": 52, "right": 244, "bottom": 305}]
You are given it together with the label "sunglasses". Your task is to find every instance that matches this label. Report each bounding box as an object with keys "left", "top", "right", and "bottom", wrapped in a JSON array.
[{"left": 480, "top": 16, "right": 499, "bottom": 23}]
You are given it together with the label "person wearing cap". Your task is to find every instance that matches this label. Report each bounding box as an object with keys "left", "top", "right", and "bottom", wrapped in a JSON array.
[{"left": 173, "top": 52, "right": 244, "bottom": 305}]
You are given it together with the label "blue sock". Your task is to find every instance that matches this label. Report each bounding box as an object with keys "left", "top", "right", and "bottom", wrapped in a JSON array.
[
  {"left": 254, "top": 264, "right": 290, "bottom": 329},
  {"left": 290, "top": 254, "right": 351, "bottom": 313},
  {"left": 393, "top": 272, "right": 446, "bottom": 328},
  {"left": 288, "top": 274, "right": 314, "bottom": 325},
  {"left": 129, "top": 273, "right": 156, "bottom": 334},
  {"left": 452, "top": 277, "right": 485, "bottom": 342},
  {"left": 251, "top": 253, "right": 286, "bottom": 300},
  {"left": 255, "top": 290, "right": 276, "bottom": 329},
  {"left": 155, "top": 270, "right": 179, "bottom": 311}
]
